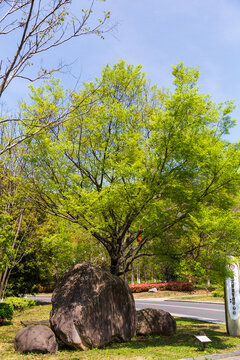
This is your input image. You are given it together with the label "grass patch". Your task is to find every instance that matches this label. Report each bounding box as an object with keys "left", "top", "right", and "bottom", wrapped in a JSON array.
[
  {"left": 0, "top": 303, "right": 239, "bottom": 359},
  {"left": 176, "top": 295, "right": 224, "bottom": 302}
]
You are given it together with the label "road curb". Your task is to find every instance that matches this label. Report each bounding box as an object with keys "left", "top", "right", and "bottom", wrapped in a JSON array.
[
  {"left": 179, "top": 349, "right": 240, "bottom": 359},
  {"left": 167, "top": 299, "right": 224, "bottom": 305}
]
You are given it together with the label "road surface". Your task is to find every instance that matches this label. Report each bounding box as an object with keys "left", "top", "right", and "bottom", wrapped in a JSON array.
[
  {"left": 28, "top": 295, "right": 225, "bottom": 323},
  {"left": 135, "top": 299, "right": 225, "bottom": 323}
]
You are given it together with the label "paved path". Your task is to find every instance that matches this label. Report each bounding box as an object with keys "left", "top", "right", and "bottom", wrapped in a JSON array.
[{"left": 180, "top": 350, "right": 240, "bottom": 359}]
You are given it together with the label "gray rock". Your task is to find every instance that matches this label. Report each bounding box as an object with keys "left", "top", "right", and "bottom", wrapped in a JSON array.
[
  {"left": 137, "top": 308, "right": 176, "bottom": 336},
  {"left": 14, "top": 325, "right": 58, "bottom": 354},
  {"left": 148, "top": 287, "right": 158, "bottom": 292},
  {"left": 50, "top": 263, "right": 136, "bottom": 350},
  {"left": 21, "top": 320, "right": 50, "bottom": 327}
]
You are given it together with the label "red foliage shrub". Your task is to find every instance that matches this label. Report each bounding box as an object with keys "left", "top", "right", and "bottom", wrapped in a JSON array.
[{"left": 129, "top": 281, "right": 194, "bottom": 293}]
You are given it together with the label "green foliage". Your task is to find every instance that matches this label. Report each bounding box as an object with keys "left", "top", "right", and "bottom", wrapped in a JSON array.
[
  {"left": 0, "top": 302, "right": 14, "bottom": 322},
  {"left": 22, "top": 60, "right": 240, "bottom": 277},
  {"left": 152, "top": 200, "right": 240, "bottom": 284},
  {"left": 5, "top": 251, "right": 42, "bottom": 297},
  {"left": 212, "top": 289, "right": 224, "bottom": 298},
  {"left": 0, "top": 147, "right": 42, "bottom": 298},
  {"left": 4, "top": 297, "right": 36, "bottom": 311},
  {"left": 0, "top": 148, "right": 41, "bottom": 299},
  {"left": 34, "top": 216, "right": 108, "bottom": 283}
]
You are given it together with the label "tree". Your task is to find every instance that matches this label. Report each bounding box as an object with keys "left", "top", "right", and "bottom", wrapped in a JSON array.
[
  {"left": 0, "top": 0, "right": 111, "bottom": 155},
  {"left": 23, "top": 61, "right": 240, "bottom": 276},
  {"left": 151, "top": 203, "right": 240, "bottom": 285},
  {"left": 6, "top": 214, "right": 108, "bottom": 295},
  {"left": 0, "top": 144, "right": 40, "bottom": 300}
]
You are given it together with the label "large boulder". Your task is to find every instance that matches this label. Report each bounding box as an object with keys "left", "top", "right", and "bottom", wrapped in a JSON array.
[
  {"left": 14, "top": 325, "right": 58, "bottom": 354},
  {"left": 50, "top": 263, "right": 136, "bottom": 350},
  {"left": 136, "top": 308, "right": 176, "bottom": 336}
]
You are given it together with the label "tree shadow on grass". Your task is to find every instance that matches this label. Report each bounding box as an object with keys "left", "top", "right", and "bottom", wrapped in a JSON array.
[
  {"left": 35, "top": 300, "right": 51, "bottom": 306},
  {"left": 0, "top": 320, "right": 12, "bottom": 326},
  {"left": 106, "top": 318, "right": 234, "bottom": 353},
  {"left": 44, "top": 318, "right": 239, "bottom": 359}
]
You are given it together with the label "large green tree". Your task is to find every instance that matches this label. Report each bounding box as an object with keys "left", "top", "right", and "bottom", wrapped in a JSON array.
[{"left": 23, "top": 61, "right": 240, "bottom": 276}]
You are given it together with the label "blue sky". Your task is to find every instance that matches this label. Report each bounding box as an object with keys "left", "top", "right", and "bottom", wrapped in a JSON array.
[{"left": 2, "top": 0, "right": 240, "bottom": 142}]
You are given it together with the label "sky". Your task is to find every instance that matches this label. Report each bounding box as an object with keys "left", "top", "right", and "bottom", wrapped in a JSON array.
[{"left": 2, "top": 0, "right": 240, "bottom": 142}]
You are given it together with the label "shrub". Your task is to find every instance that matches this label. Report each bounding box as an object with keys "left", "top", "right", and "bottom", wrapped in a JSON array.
[
  {"left": 0, "top": 302, "right": 14, "bottom": 322},
  {"left": 4, "top": 297, "right": 36, "bottom": 311},
  {"left": 212, "top": 289, "right": 224, "bottom": 298},
  {"left": 129, "top": 281, "right": 194, "bottom": 293}
]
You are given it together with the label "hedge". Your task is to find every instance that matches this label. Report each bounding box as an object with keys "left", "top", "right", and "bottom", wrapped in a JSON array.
[
  {"left": 4, "top": 297, "right": 36, "bottom": 311},
  {"left": 129, "top": 281, "right": 194, "bottom": 293}
]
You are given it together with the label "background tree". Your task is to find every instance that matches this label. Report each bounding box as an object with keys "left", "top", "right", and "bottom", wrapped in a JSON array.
[
  {"left": 0, "top": 0, "right": 112, "bottom": 297},
  {"left": 150, "top": 202, "right": 240, "bottom": 286},
  {"left": 6, "top": 215, "right": 108, "bottom": 295},
  {"left": 23, "top": 61, "right": 240, "bottom": 276},
  {"left": 0, "top": 142, "right": 40, "bottom": 299},
  {"left": 34, "top": 216, "right": 108, "bottom": 284},
  {"left": 0, "top": 0, "right": 111, "bottom": 155}
]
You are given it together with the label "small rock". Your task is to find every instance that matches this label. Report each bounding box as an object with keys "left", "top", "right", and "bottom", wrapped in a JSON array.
[
  {"left": 148, "top": 287, "right": 158, "bottom": 292},
  {"left": 137, "top": 308, "right": 176, "bottom": 336},
  {"left": 21, "top": 320, "right": 50, "bottom": 327},
  {"left": 14, "top": 325, "right": 58, "bottom": 354}
]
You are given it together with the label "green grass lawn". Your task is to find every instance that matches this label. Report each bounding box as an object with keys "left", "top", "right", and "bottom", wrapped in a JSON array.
[
  {"left": 176, "top": 295, "right": 224, "bottom": 302},
  {"left": 1, "top": 302, "right": 240, "bottom": 360}
]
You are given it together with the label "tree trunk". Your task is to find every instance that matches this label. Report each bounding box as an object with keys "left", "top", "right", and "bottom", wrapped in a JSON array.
[
  {"left": 55, "top": 264, "right": 59, "bottom": 281},
  {"left": 144, "top": 267, "right": 147, "bottom": 283},
  {"left": 131, "top": 263, "right": 134, "bottom": 285},
  {"left": 0, "top": 266, "right": 9, "bottom": 300},
  {"left": 137, "top": 264, "right": 140, "bottom": 283},
  {"left": 1, "top": 267, "right": 12, "bottom": 300},
  {"left": 110, "top": 257, "right": 120, "bottom": 276}
]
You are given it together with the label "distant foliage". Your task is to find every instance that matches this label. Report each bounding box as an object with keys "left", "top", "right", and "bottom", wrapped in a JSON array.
[
  {"left": 129, "top": 282, "right": 194, "bottom": 293},
  {"left": 4, "top": 297, "right": 36, "bottom": 311},
  {"left": 0, "top": 302, "right": 14, "bottom": 322},
  {"left": 211, "top": 289, "right": 224, "bottom": 298}
]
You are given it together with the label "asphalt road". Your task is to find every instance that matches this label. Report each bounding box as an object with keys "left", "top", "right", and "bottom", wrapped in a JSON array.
[
  {"left": 28, "top": 295, "right": 226, "bottom": 324},
  {"left": 135, "top": 299, "right": 225, "bottom": 323}
]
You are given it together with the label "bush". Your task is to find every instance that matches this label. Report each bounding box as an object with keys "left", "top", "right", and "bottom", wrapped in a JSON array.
[
  {"left": 129, "top": 281, "right": 194, "bottom": 293},
  {"left": 0, "top": 302, "right": 14, "bottom": 322},
  {"left": 212, "top": 289, "right": 224, "bottom": 298},
  {"left": 4, "top": 297, "right": 36, "bottom": 311}
]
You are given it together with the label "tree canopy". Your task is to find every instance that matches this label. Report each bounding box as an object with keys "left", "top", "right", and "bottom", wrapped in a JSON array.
[{"left": 22, "top": 61, "right": 240, "bottom": 276}]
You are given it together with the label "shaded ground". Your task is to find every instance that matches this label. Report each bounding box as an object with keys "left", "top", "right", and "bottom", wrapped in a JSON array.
[{"left": 1, "top": 302, "right": 239, "bottom": 360}]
